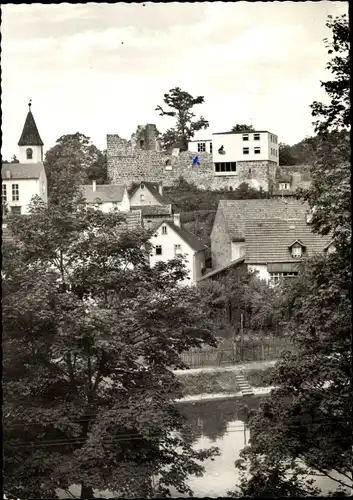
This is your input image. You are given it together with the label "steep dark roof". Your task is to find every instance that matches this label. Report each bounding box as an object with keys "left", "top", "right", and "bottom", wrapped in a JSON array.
[
  {"left": 130, "top": 182, "right": 172, "bottom": 205},
  {"left": 18, "top": 111, "right": 44, "bottom": 146},
  {"left": 216, "top": 199, "right": 308, "bottom": 241},
  {"left": 1, "top": 163, "right": 44, "bottom": 179},
  {"left": 278, "top": 174, "right": 292, "bottom": 183},
  {"left": 130, "top": 205, "right": 172, "bottom": 216},
  {"left": 155, "top": 220, "right": 206, "bottom": 252},
  {"left": 245, "top": 218, "right": 331, "bottom": 263},
  {"left": 80, "top": 184, "right": 126, "bottom": 203}
]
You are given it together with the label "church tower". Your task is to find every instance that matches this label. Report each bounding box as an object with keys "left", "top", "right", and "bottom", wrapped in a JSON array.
[{"left": 17, "top": 100, "right": 44, "bottom": 163}]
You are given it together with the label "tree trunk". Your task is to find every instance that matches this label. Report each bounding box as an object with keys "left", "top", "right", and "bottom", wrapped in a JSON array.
[{"left": 81, "top": 482, "right": 94, "bottom": 499}]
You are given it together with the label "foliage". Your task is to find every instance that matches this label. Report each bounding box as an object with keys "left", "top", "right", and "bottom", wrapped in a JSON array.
[
  {"left": 3, "top": 189, "right": 220, "bottom": 499},
  {"left": 229, "top": 16, "right": 352, "bottom": 494},
  {"left": 310, "top": 14, "right": 350, "bottom": 133},
  {"left": 3, "top": 154, "right": 20, "bottom": 164},
  {"left": 44, "top": 133, "right": 107, "bottom": 194},
  {"left": 231, "top": 124, "right": 255, "bottom": 133},
  {"left": 199, "top": 268, "right": 284, "bottom": 339},
  {"left": 278, "top": 142, "right": 298, "bottom": 166},
  {"left": 156, "top": 87, "right": 209, "bottom": 152}
]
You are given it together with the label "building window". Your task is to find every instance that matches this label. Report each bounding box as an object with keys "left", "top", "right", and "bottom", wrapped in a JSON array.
[
  {"left": 280, "top": 183, "right": 289, "bottom": 190},
  {"left": 140, "top": 194, "right": 145, "bottom": 201},
  {"left": 291, "top": 244, "right": 302, "bottom": 258},
  {"left": 174, "top": 244, "right": 182, "bottom": 255},
  {"left": 12, "top": 184, "right": 19, "bottom": 201},
  {"left": 242, "top": 134, "right": 249, "bottom": 141},
  {"left": 26, "top": 148, "right": 33, "bottom": 160},
  {"left": 214, "top": 162, "right": 236, "bottom": 173},
  {"left": 155, "top": 245, "right": 162, "bottom": 255},
  {"left": 243, "top": 148, "right": 249, "bottom": 155},
  {"left": 141, "top": 183, "right": 144, "bottom": 189},
  {"left": 209, "top": 143, "right": 213, "bottom": 154},
  {"left": 11, "top": 206, "right": 22, "bottom": 215},
  {"left": 254, "top": 147, "right": 261, "bottom": 154},
  {"left": 197, "top": 142, "right": 206, "bottom": 153},
  {"left": 162, "top": 225, "right": 167, "bottom": 235},
  {"left": 254, "top": 133, "right": 260, "bottom": 141},
  {"left": 270, "top": 272, "right": 298, "bottom": 285},
  {"left": 2, "top": 184, "right": 7, "bottom": 202}
]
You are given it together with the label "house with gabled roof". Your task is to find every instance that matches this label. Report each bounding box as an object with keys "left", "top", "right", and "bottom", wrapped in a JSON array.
[
  {"left": 2, "top": 102, "right": 47, "bottom": 216},
  {"left": 149, "top": 214, "right": 207, "bottom": 285},
  {"left": 202, "top": 198, "right": 331, "bottom": 285},
  {"left": 80, "top": 180, "right": 130, "bottom": 212},
  {"left": 129, "top": 181, "right": 173, "bottom": 228}
]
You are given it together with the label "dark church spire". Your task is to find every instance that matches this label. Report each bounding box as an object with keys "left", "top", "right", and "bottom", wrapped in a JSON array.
[{"left": 18, "top": 100, "right": 44, "bottom": 146}]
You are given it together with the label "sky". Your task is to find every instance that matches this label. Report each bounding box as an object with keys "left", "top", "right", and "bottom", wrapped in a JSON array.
[{"left": 1, "top": 1, "right": 348, "bottom": 160}]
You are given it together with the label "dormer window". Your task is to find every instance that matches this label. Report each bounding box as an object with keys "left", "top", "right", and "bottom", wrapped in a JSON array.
[
  {"left": 141, "top": 183, "right": 144, "bottom": 189},
  {"left": 289, "top": 240, "right": 305, "bottom": 258},
  {"left": 26, "top": 148, "right": 33, "bottom": 160}
]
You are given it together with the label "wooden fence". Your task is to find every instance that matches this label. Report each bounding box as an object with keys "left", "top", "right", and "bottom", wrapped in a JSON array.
[{"left": 180, "top": 341, "right": 295, "bottom": 368}]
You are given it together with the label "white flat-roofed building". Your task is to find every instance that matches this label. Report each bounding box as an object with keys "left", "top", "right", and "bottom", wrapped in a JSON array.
[
  {"left": 188, "top": 139, "right": 213, "bottom": 155},
  {"left": 212, "top": 130, "right": 279, "bottom": 175}
]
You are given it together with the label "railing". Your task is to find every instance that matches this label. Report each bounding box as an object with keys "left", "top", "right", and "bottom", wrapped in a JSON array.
[{"left": 181, "top": 341, "right": 295, "bottom": 368}]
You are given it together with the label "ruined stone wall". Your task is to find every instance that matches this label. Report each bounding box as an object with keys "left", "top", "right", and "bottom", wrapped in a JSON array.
[{"left": 107, "top": 133, "right": 278, "bottom": 192}]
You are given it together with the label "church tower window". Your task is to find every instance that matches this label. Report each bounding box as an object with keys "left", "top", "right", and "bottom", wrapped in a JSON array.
[{"left": 26, "top": 148, "right": 33, "bottom": 160}]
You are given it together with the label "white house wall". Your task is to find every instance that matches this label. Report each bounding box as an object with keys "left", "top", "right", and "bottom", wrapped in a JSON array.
[
  {"left": 247, "top": 264, "right": 270, "bottom": 283},
  {"left": 130, "top": 185, "right": 162, "bottom": 206},
  {"left": 212, "top": 132, "right": 275, "bottom": 164},
  {"left": 38, "top": 167, "right": 48, "bottom": 204},
  {"left": 120, "top": 189, "right": 130, "bottom": 211},
  {"left": 231, "top": 241, "right": 246, "bottom": 261},
  {"left": 188, "top": 140, "right": 212, "bottom": 154},
  {"left": 149, "top": 223, "right": 203, "bottom": 285},
  {"left": 3, "top": 178, "right": 40, "bottom": 215}
]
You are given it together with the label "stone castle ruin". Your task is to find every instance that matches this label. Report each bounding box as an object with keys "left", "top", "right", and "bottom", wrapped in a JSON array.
[{"left": 107, "top": 124, "right": 278, "bottom": 192}]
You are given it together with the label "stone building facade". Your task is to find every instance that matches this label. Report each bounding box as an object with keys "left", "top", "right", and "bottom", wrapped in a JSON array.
[{"left": 107, "top": 124, "right": 277, "bottom": 192}]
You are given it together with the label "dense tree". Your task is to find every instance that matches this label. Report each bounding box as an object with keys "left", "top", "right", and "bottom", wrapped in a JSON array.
[
  {"left": 44, "top": 133, "right": 107, "bottom": 194},
  {"left": 278, "top": 142, "right": 298, "bottom": 166},
  {"left": 229, "top": 14, "right": 352, "bottom": 497},
  {"left": 156, "top": 87, "right": 209, "bottom": 152},
  {"left": 311, "top": 14, "right": 349, "bottom": 133},
  {"left": 3, "top": 188, "right": 219, "bottom": 499},
  {"left": 199, "top": 268, "right": 284, "bottom": 341},
  {"left": 231, "top": 125, "right": 255, "bottom": 133}
]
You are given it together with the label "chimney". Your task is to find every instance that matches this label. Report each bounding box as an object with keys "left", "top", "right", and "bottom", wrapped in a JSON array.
[
  {"left": 174, "top": 213, "right": 181, "bottom": 227},
  {"left": 92, "top": 180, "right": 96, "bottom": 192},
  {"left": 6, "top": 170, "right": 11, "bottom": 179},
  {"left": 158, "top": 182, "right": 163, "bottom": 196}
]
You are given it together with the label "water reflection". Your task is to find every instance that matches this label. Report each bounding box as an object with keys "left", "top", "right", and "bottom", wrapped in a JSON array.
[{"left": 178, "top": 394, "right": 259, "bottom": 445}]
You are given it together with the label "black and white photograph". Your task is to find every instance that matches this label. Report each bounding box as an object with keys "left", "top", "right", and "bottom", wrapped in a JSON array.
[{"left": 1, "top": 1, "right": 351, "bottom": 499}]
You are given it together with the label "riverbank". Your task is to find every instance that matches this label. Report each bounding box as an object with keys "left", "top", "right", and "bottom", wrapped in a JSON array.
[
  {"left": 174, "top": 360, "right": 276, "bottom": 397},
  {"left": 176, "top": 385, "right": 276, "bottom": 403}
]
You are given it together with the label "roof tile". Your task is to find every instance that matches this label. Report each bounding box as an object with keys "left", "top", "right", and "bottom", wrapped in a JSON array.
[
  {"left": 245, "top": 218, "right": 331, "bottom": 263},
  {"left": 80, "top": 184, "right": 126, "bottom": 203},
  {"left": 18, "top": 111, "right": 44, "bottom": 146},
  {"left": 2, "top": 163, "right": 44, "bottom": 179}
]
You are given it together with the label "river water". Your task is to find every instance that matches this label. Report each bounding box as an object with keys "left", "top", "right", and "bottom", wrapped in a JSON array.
[{"left": 58, "top": 394, "right": 349, "bottom": 498}]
